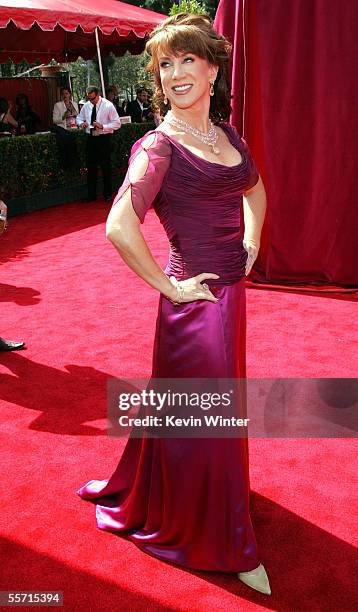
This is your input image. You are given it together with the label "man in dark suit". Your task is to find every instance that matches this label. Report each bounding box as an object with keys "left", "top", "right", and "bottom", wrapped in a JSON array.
[
  {"left": 127, "top": 88, "right": 152, "bottom": 123},
  {"left": 0, "top": 197, "right": 26, "bottom": 351}
]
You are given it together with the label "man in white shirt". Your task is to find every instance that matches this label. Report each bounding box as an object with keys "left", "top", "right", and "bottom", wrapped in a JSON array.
[{"left": 76, "top": 86, "right": 121, "bottom": 202}]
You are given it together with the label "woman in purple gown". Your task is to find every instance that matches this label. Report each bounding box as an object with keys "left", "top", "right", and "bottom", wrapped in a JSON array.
[{"left": 77, "top": 13, "right": 270, "bottom": 595}]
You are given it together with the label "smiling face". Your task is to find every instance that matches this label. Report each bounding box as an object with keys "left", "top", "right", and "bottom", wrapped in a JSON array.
[
  {"left": 158, "top": 50, "right": 218, "bottom": 112},
  {"left": 146, "top": 15, "right": 233, "bottom": 124}
]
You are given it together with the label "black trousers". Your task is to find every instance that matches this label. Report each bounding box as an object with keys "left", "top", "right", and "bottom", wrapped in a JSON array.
[
  {"left": 51, "top": 125, "right": 77, "bottom": 169},
  {"left": 86, "top": 133, "right": 112, "bottom": 199}
]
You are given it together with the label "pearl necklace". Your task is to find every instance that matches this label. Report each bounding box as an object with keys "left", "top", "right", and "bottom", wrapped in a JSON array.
[{"left": 164, "top": 110, "right": 220, "bottom": 155}]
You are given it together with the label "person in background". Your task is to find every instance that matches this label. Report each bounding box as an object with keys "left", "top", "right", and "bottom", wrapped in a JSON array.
[
  {"left": 15, "top": 93, "right": 40, "bottom": 135},
  {"left": 105, "top": 87, "right": 121, "bottom": 115},
  {"left": 143, "top": 89, "right": 154, "bottom": 122},
  {"left": 78, "top": 98, "right": 86, "bottom": 111},
  {"left": 127, "top": 87, "right": 149, "bottom": 123},
  {"left": 0, "top": 194, "right": 26, "bottom": 351},
  {"left": 118, "top": 99, "right": 129, "bottom": 117},
  {"left": 108, "top": 84, "right": 118, "bottom": 99},
  {"left": 52, "top": 87, "right": 79, "bottom": 169},
  {"left": 0, "top": 98, "right": 18, "bottom": 134},
  {"left": 108, "top": 84, "right": 120, "bottom": 108},
  {"left": 53, "top": 87, "right": 79, "bottom": 129},
  {"left": 76, "top": 86, "right": 121, "bottom": 202},
  {"left": 107, "top": 84, "right": 130, "bottom": 118}
]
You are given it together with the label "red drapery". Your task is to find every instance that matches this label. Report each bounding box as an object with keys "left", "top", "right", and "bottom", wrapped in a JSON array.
[{"left": 215, "top": 0, "right": 358, "bottom": 288}]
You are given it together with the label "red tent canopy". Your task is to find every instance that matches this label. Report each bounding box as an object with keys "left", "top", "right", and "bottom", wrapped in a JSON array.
[{"left": 0, "top": 0, "right": 166, "bottom": 62}]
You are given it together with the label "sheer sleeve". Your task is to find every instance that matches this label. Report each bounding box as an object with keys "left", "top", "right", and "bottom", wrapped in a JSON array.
[{"left": 112, "top": 130, "right": 172, "bottom": 223}]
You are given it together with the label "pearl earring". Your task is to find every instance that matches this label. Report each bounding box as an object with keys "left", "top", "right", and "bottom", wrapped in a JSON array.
[{"left": 163, "top": 94, "right": 168, "bottom": 105}]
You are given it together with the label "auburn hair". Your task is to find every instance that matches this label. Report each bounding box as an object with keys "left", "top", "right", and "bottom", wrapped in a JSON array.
[{"left": 145, "top": 12, "right": 232, "bottom": 124}]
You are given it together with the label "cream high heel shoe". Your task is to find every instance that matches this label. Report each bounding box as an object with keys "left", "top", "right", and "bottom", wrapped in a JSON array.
[{"left": 238, "top": 563, "right": 272, "bottom": 595}]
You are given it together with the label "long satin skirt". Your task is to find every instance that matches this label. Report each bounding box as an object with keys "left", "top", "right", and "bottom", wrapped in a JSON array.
[{"left": 77, "top": 277, "right": 261, "bottom": 572}]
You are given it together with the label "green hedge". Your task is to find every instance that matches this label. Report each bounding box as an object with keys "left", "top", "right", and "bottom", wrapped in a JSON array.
[{"left": 0, "top": 123, "right": 154, "bottom": 200}]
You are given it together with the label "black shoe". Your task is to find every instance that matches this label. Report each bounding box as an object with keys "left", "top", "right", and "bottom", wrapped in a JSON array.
[
  {"left": 0, "top": 337, "right": 26, "bottom": 351},
  {"left": 104, "top": 195, "right": 112, "bottom": 203}
]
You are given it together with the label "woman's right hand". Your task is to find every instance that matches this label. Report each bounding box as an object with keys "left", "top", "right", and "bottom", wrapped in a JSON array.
[{"left": 169, "top": 273, "right": 220, "bottom": 305}]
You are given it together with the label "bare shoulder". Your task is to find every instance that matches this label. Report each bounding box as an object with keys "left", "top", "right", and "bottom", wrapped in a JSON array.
[
  {"left": 154, "top": 123, "right": 171, "bottom": 135},
  {"left": 135, "top": 128, "right": 173, "bottom": 161},
  {"left": 154, "top": 123, "right": 181, "bottom": 138},
  {"left": 140, "top": 127, "right": 169, "bottom": 148}
]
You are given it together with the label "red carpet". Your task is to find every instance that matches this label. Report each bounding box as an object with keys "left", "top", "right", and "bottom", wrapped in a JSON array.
[{"left": 1, "top": 202, "right": 357, "bottom": 611}]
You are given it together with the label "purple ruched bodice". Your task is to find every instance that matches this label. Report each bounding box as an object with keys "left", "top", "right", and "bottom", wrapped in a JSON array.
[{"left": 113, "top": 122, "right": 259, "bottom": 286}]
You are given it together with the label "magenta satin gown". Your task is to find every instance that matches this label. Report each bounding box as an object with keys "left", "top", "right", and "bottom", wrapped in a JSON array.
[{"left": 77, "top": 122, "right": 262, "bottom": 572}]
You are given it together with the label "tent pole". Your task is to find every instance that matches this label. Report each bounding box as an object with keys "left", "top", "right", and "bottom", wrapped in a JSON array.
[{"left": 95, "top": 27, "right": 105, "bottom": 95}]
